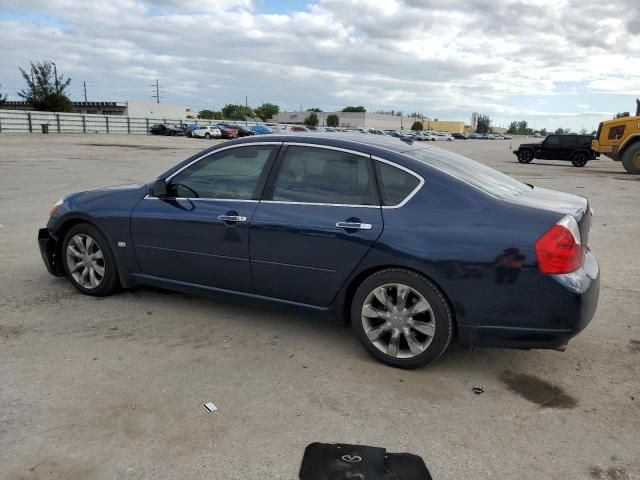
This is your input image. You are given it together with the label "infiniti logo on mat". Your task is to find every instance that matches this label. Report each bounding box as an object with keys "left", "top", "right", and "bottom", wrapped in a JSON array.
[{"left": 341, "top": 454, "right": 362, "bottom": 463}]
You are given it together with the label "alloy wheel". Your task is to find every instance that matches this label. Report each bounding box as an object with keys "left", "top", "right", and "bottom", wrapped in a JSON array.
[
  {"left": 361, "top": 283, "right": 435, "bottom": 359},
  {"left": 66, "top": 233, "right": 105, "bottom": 289}
]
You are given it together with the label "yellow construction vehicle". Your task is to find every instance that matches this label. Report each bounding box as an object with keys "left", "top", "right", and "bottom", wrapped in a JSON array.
[{"left": 592, "top": 99, "right": 640, "bottom": 174}]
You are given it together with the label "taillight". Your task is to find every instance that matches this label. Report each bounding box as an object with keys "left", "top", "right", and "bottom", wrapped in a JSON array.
[{"left": 535, "top": 216, "right": 583, "bottom": 274}]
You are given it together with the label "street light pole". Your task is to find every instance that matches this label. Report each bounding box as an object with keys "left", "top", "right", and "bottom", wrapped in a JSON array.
[{"left": 52, "top": 62, "right": 59, "bottom": 92}]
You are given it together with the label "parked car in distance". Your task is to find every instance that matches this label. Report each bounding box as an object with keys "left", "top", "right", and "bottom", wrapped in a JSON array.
[
  {"left": 290, "top": 126, "right": 310, "bottom": 132},
  {"left": 434, "top": 132, "right": 454, "bottom": 141},
  {"left": 514, "top": 134, "right": 598, "bottom": 167},
  {"left": 503, "top": 135, "right": 513, "bottom": 140},
  {"left": 249, "top": 125, "right": 273, "bottom": 135},
  {"left": 387, "top": 130, "right": 414, "bottom": 139},
  {"left": 182, "top": 124, "right": 202, "bottom": 137},
  {"left": 214, "top": 124, "right": 239, "bottom": 139},
  {"left": 452, "top": 133, "right": 467, "bottom": 140},
  {"left": 218, "top": 123, "right": 254, "bottom": 137},
  {"left": 38, "top": 134, "right": 599, "bottom": 369},
  {"left": 149, "top": 124, "right": 184, "bottom": 136},
  {"left": 192, "top": 126, "right": 222, "bottom": 139}
]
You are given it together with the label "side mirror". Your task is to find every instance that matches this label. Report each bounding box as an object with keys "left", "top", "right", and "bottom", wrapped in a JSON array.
[{"left": 148, "top": 178, "right": 168, "bottom": 198}]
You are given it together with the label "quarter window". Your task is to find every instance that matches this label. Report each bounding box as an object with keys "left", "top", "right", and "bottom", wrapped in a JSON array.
[
  {"left": 376, "top": 162, "right": 420, "bottom": 206},
  {"left": 168, "top": 145, "right": 275, "bottom": 199},
  {"left": 270, "top": 146, "right": 376, "bottom": 205}
]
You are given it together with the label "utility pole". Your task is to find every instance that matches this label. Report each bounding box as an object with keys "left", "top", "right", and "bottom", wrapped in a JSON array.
[
  {"left": 150, "top": 79, "right": 164, "bottom": 104},
  {"left": 83, "top": 81, "right": 88, "bottom": 102},
  {"left": 245, "top": 96, "right": 248, "bottom": 109}
]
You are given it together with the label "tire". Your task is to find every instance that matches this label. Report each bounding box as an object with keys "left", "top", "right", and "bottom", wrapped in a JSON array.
[
  {"left": 571, "top": 152, "right": 588, "bottom": 167},
  {"left": 351, "top": 269, "right": 453, "bottom": 369},
  {"left": 621, "top": 142, "right": 640, "bottom": 174},
  {"left": 62, "top": 223, "right": 119, "bottom": 297},
  {"left": 205, "top": 133, "right": 211, "bottom": 139},
  {"left": 517, "top": 149, "right": 533, "bottom": 163}
]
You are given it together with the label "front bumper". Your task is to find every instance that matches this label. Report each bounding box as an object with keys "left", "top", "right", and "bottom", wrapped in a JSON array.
[
  {"left": 459, "top": 250, "right": 600, "bottom": 350},
  {"left": 38, "top": 228, "right": 65, "bottom": 276}
]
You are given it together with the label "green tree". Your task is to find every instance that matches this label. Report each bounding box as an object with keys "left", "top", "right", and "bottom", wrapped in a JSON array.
[
  {"left": 18, "top": 61, "right": 73, "bottom": 112},
  {"left": 341, "top": 106, "right": 366, "bottom": 112},
  {"left": 307, "top": 107, "right": 323, "bottom": 112},
  {"left": 254, "top": 102, "right": 280, "bottom": 121},
  {"left": 539, "top": 128, "right": 548, "bottom": 136},
  {"left": 516, "top": 120, "right": 528, "bottom": 135},
  {"left": 506, "top": 121, "right": 518, "bottom": 134},
  {"left": 198, "top": 109, "right": 222, "bottom": 120},
  {"left": 222, "top": 103, "right": 254, "bottom": 120},
  {"left": 555, "top": 127, "right": 565, "bottom": 135},
  {"left": 475, "top": 114, "right": 491, "bottom": 134},
  {"left": 615, "top": 112, "right": 630, "bottom": 119},
  {"left": 304, "top": 112, "right": 319, "bottom": 127},
  {"left": 326, "top": 114, "right": 339, "bottom": 127},
  {"left": 0, "top": 83, "right": 6, "bottom": 105},
  {"left": 410, "top": 121, "right": 423, "bottom": 131}
]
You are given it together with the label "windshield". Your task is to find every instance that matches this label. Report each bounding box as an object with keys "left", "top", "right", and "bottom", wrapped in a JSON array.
[{"left": 406, "top": 148, "right": 530, "bottom": 199}]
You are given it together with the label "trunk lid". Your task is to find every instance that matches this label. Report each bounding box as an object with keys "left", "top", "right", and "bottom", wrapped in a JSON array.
[{"left": 505, "top": 186, "right": 591, "bottom": 245}]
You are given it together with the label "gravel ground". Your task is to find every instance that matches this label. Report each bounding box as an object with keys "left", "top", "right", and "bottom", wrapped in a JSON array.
[{"left": 0, "top": 133, "right": 638, "bottom": 480}]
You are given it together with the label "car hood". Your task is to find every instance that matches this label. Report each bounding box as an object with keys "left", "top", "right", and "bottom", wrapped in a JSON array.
[
  {"left": 102, "top": 183, "right": 144, "bottom": 191},
  {"left": 519, "top": 142, "right": 542, "bottom": 149}
]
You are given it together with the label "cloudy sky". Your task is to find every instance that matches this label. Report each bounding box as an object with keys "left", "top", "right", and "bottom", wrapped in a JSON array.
[{"left": 0, "top": 0, "right": 638, "bottom": 130}]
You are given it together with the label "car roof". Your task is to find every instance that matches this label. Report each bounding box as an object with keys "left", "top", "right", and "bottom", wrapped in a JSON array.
[{"left": 221, "top": 132, "right": 425, "bottom": 155}]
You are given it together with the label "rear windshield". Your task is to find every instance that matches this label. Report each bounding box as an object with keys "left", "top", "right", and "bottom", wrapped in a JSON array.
[{"left": 405, "top": 148, "right": 530, "bottom": 199}]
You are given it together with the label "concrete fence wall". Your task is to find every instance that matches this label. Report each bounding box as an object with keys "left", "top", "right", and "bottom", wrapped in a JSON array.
[{"left": 0, "top": 109, "right": 267, "bottom": 134}]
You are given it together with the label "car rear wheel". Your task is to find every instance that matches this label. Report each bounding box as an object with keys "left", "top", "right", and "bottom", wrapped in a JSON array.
[
  {"left": 351, "top": 269, "right": 453, "bottom": 369},
  {"left": 621, "top": 142, "right": 640, "bottom": 174},
  {"left": 517, "top": 149, "right": 533, "bottom": 163},
  {"left": 62, "top": 224, "right": 119, "bottom": 297},
  {"left": 205, "top": 133, "right": 211, "bottom": 139},
  {"left": 571, "top": 152, "right": 588, "bottom": 167}
]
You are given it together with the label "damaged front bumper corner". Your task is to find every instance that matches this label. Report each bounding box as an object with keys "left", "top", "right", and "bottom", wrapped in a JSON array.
[{"left": 38, "top": 228, "right": 64, "bottom": 276}]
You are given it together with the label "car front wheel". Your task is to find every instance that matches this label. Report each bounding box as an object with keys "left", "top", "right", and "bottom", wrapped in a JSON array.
[
  {"left": 62, "top": 223, "right": 119, "bottom": 296},
  {"left": 517, "top": 149, "right": 533, "bottom": 163},
  {"left": 351, "top": 269, "right": 453, "bottom": 369},
  {"left": 205, "top": 133, "right": 211, "bottom": 139},
  {"left": 571, "top": 152, "right": 588, "bottom": 167}
]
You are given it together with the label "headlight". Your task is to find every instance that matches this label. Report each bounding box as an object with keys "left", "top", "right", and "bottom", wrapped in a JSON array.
[{"left": 49, "top": 197, "right": 64, "bottom": 217}]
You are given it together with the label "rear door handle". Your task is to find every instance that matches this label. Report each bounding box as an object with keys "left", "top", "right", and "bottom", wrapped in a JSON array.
[
  {"left": 336, "top": 222, "right": 373, "bottom": 230},
  {"left": 218, "top": 215, "right": 247, "bottom": 223}
]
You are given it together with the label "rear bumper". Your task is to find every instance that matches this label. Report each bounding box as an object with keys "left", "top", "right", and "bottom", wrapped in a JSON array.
[
  {"left": 38, "top": 228, "right": 64, "bottom": 276},
  {"left": 459, "top": 250, "right": 600, "bottom": 350}
]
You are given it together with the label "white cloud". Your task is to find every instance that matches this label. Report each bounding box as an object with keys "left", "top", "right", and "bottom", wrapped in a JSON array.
[{"left": 0, "top": 0, "right": 637, "bottom": 129}]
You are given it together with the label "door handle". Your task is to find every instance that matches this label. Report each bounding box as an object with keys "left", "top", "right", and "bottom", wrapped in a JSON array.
[
  {"left": 336, "top": 221, "right": 373, "bottom": 230},
  {"left": 218, "top": 215, "right": 247, "bottom": 222}
]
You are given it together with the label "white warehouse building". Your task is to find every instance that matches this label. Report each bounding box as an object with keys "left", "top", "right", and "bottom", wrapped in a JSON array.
[{"left": 270, "top": 111, "right": 429, "bottom": 130}]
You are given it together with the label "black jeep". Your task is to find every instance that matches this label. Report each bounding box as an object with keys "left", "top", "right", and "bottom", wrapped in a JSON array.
[{"left": 513, "top": 134, "right": 598, "bottom": 167}]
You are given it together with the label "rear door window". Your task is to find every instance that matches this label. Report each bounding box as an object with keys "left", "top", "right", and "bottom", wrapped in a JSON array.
[{"left": 269, "top": 146, "right": 377, "bottom": 205}]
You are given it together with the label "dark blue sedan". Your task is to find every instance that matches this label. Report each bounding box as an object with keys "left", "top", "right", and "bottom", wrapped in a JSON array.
[{"left": 38, "top": 135, "right": 600, "bottom": 368}]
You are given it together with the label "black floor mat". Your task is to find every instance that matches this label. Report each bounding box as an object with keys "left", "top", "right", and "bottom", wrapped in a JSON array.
[{"left": 299, "top": 442, "right": 432, "bottom": 480}]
